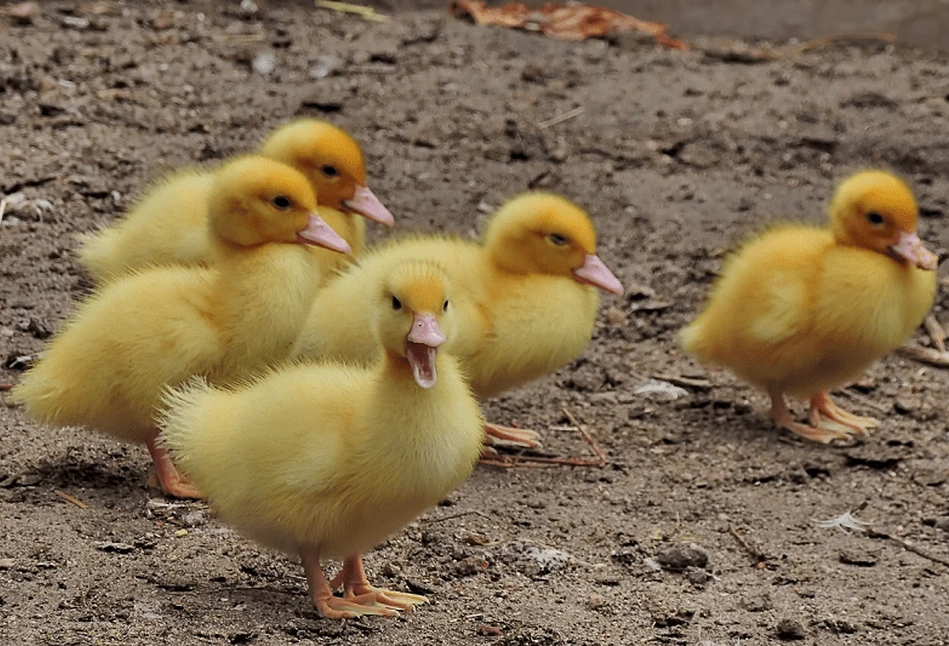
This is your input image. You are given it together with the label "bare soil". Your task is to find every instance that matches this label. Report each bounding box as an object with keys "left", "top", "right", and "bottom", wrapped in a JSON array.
[{"left": 2, "top": 2, "right": 949, "bottom": 645}]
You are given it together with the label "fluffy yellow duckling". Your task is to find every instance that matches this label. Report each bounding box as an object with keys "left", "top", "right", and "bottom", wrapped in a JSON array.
[
  {"left": 78, "top": 118, "right": 393, "bottom": 282},
  {"left": 158, "top": 260, "right": 484, "bottom": 619},
  {"left": 292, "top": 192, "right": 624, "bottom": 448},
  {"left": 13, "top": 156, "right": 351, "bottom": 498},
  {"left": 680, "top": 170, "right": 939, "bottom": 443}
]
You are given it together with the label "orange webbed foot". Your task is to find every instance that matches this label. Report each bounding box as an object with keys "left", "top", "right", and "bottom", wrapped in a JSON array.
[
  {"left": 769, "top": 392, "right": 856, "bottom": 444},
  {"left": 146, "top": 434, "right": 204, "bottom": 499},
  {"left": 808, "top": 392, "right": 877, "bottom": 435}
]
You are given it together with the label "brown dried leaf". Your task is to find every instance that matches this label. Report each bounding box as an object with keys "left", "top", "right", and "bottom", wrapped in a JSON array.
[{"left": 451, "top": 0, "right": 688, "bottom": 50}]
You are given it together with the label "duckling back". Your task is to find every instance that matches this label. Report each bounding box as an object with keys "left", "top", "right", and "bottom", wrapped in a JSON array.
[
  {"left": 13, "top": 267, "right": 222, "bottom": 440},
  {"left": 78, "top": 170, "right": 215, "bottom": 282}
]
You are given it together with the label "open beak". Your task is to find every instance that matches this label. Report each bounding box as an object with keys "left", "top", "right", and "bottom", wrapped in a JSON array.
[
  {"left": 572, "top": 254, "right": 625, "bottom": 295},
  {"left": 891, "top": 231, "right": 938, "bottom": 270},
  {"left": 296, "top": 213, "right": 352, "bottom": 255},
  {"left": 405, "top": 312, "right": 445, "bottom": 389},
  {"left": 343, "top": 184, "right": 395, "bottom": 227}
]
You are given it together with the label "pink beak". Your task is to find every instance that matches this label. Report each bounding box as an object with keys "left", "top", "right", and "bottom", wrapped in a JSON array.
[
  {"left": 891, "top": 231, "right": 938, "bottom": 270},
  {"left": 296, "top": 213, "right": 352, "bottom": 255},
  {"left": 407, "top": 313, "right": 446, "bottom": 348},
  {"left": 343, "top": 184, "right": 395, "bottom": 227},
  {"left": 573, "top": 254, "right": 625, "bottom": 295}
]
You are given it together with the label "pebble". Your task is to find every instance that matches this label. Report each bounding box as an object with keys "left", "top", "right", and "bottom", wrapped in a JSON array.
[
  {"left": 776, "top": 619, "right": 806, "bottom": 641},
  {"left": 656, "top": 544, "right": 709, "bottom": 571}
]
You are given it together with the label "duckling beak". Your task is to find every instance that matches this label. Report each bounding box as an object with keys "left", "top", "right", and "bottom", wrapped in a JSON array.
[
  {"left": 573, "top": 254, "right": 625, "bottom": 295},
  {"left": 891, "top": 231, "right": 938, "bottom": 270},
  {"left": 297, "top": 213, "right": 353, "bottom": 255},
  {"left": 406, "top": 313, "right": 445, "bottom": 389},
  {"left": 343, "top": 184, "right": 395, "bottom": 227}
]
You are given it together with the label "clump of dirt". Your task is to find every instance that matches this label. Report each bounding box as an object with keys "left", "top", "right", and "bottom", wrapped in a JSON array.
[{"left": 2, "top": 1, "right": 948, "bottom": 645}]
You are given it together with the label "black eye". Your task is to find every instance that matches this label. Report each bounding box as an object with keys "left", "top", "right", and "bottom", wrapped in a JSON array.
[
  {"left": 272, "top": 196, "right": 292, "bottom": 210},
  {"left": 867, "top": 211, "right": 885, "bottom": 225},
  {"left": 443, "top": 300, "right": 449, "bottom": 312},
  {"left": 322, "top": 165, "right": 339, "bottom": 178},
  {"left": 392, "top": 296, "right": 402, "bottom": 311},
  {"left": 549, "top": 233, "right": 569, "bottom": 246}
]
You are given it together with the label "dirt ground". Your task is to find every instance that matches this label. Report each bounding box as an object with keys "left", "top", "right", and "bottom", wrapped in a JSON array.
[{"left": 2, "top": 1, "right": 949, "bottom": 644}]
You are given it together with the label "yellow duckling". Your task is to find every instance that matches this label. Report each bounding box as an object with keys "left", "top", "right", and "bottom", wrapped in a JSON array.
[
  {"left": 13, "top": 156, "right": 351, "bottom": 498},
  {"left": 680, "top": 170, "right": 939, "bottom": 443},
  {"left": 158, "top": 260, "right": 484, "bottom": 619},
  {"left": 78, "top": 118, "right": 393, "bottom": 282},
  {"left": 292, "top": 192, "right": 624, "bottom": 448}
]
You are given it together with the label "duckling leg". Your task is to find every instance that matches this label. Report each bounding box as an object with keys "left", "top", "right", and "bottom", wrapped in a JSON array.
[
  {"left": 768, "top": 391, "right": 852, "bottom": 444},
  {"left": 808, "top": 392, "right": 877, "bottom": 434},
  {"left": 300, "top": 549, "right": 395, "bottom": 619},
  {"left": 145, "top": 434, "right": 203, "bottom": 499},
  {"left": 484, "top": 422, "right": 541, "bottom": 448},
  {"left": 339, "top": 554, "right": 428, "bottom": 612}
]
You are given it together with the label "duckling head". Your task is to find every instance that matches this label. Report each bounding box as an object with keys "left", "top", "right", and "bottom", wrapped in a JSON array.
[
  {"left": 259, "top": 119, "right": 395, "bottom": 227},
  {"left": 830, "top": 170, "right": 938, "bottom": 270},
  {"left": 376, "top": 260, "right": 455, "bottom": 389},
  {"left": 483, "top": 192, "right": 625, "bottom": 295},
  {"left": 207, "top": 156, "right": 352, "bottom": 255}
]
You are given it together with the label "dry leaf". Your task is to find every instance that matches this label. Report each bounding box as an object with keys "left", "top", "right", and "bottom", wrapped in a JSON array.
[{"left": 451, "top": 0, "right": 688, "bottom": 49}]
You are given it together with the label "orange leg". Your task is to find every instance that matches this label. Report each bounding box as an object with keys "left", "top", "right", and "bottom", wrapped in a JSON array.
[
  {"left": 145, "top": 433, "right": 203, "bottom": 499},
  {"left": 484, "top": 422, "right": 541, "bottom": 449},
  {"left": 808, "top": 391, "right": 877, "bottom": 434},
  {"left": 301, "top": 549, "right": 396, "bottom": 619},
  {"left": 768, "top": 391, "right": 853, "bottom": 444},
  {"left": 337, "top": 554, "right": 428, "bottom": 612}
]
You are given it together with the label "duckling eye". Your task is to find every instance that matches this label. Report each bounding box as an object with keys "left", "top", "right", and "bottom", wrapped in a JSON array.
[
  {"left": 549, "top": 233, "right": 569, "bottom": 246},
  {"left": 322, "top": 165, "right": 339, "bottom": 178},
  {"left": 272, "top": 196, "right": 292, "bottom": 210},
  {"left": 867, "top": 211, "right": 885, "bottom": 225},
  {"left": 443, "top": 299, "right": 449, "bottom": 312},
  {"left": 391, "top": 296, "right": 402, "bottom": 311}
]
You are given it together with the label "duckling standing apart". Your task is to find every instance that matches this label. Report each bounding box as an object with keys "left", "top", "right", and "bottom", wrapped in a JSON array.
[
  {"left": 293, "top": 192, "right": 624, "bottom": 450},
  {"left": 159, "top": 261, "right": 484, "bottom": 618},
  {"left": 680, "top": 170, "right": 938, "bottom": 443},
  {"left": 13, "top": 157, "right": 351, "bottom": 498},
  {"left": 78, "top": 118, "right": 392, "bottom": 282}
]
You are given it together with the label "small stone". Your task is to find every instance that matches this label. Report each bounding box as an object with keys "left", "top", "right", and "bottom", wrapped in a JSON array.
[
  {"left": 251, "top": 51, "right": 277, "bottom": 76},
  {"left": 476, "top": 624, "right": 504, "bottom": 637},
  {"left": 587, "top": 593, "right": 608, "bottom": 609},
  {"left": 96, "top": 542, "right": 135, "bottom": 554},
  {"left": 308, "top": 55, "right": 344, "bottom": 79},
  {"left": 684, "top": 567, "right": 709, "bottom": 585},
  {"left": 61, "top": 16, "right": 90, "bottom": 30},
  {"left": 174, "top": 529, "right": 188, "bottom": 538},
  {"left": 656, "top": 544, "right": 709, "bottom": 572},
  {"left": 454, "top": 556, "right": 486, "bottom": 577},
  {"left": 776, "top": 619, "right": 806, "bottom": 641},
  {"left": 605, "top": 306, "right": 628, "bottom": 326},
  {"left": 838, "top": 549, "right": 877, "bottom": 567},
  {"left": 742, "top": 593, "right": 772, "bottom": 612},
  {"left": 0, "top": 558, "right": 14, "bottom": 569},
  {"left": 405, "top": 578, "right": 434, "bottom": 595}
]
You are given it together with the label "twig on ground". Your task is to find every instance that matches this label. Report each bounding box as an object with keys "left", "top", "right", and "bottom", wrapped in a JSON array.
[
  {"left": 54, "top": 489, "right": 88, "bottom": 509},
  {"left": 818, "top": 508, "right": 949, "bottom": 569},
  {"left": 480, "top": 408, "right": 606, "bottom": 468},
  {"left": 836, "top": 387, "right": 891, "bottom": 414},
  {"left": 315, "top": 0, "right": 388, "bottom": 22},
  {"left": 897, "top": 344, "right": 949, "bottom": 368},
  {"left": 728, "top": 525, "right": 767, "bottom": 567},
  {"left": 537, "top": 107, "right": 584, "bottom": 129},
  {"left": 784, "top": 32, "right": 896, "bottom": 55}
]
